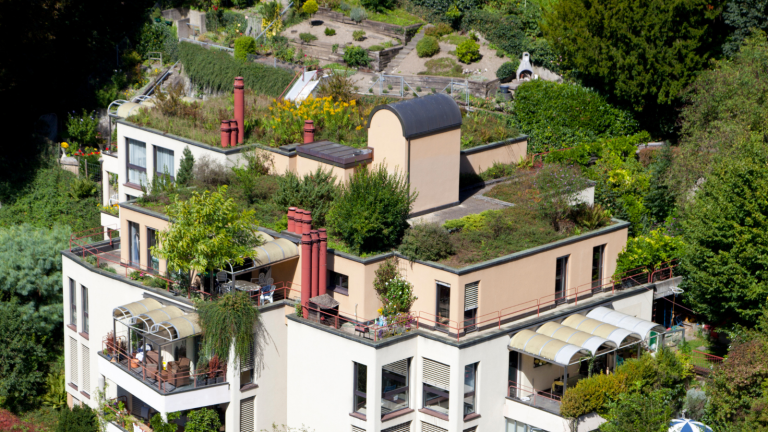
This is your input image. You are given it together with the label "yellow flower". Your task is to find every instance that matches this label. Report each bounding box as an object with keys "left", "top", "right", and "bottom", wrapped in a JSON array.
[{"left": 61, "top": 142, "right": 69, "bottom": 149}]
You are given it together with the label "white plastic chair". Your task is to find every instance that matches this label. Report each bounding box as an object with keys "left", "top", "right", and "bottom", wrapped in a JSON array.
[{"left": 260, "top": 285, "right": 276, "bottom": 304}]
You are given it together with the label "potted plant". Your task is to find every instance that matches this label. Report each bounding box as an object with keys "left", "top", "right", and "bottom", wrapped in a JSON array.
[{"left": 208, "top": 355, "right": 222, "bottom": 385}]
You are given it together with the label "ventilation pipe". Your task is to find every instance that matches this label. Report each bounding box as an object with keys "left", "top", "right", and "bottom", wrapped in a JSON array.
[
  {"left": 319, "top": 229, "right": 327, "bottom": 296},
  {"left": 234, "top": 77, "right": 245, "bottom": 144},
  {"left": 220, "top": 120, "right": 231, "bottom": 147},
  {"left": 287, "top": 207, "right": 297, "bottom": 233},
  {"left": 229, "top": 119, "right": 238, "bottom": 147},
  {"left": 303, "top": 120, "right": 315, "bottom": 144},
  {"left": 301, "top": 230, "right": 312, "bottom": 319},
  {"left": 311, "top": 230, "right": 320, "bottom": 298}
]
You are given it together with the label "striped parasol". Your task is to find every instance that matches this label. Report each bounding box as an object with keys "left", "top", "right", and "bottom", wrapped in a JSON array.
[{"left": 669, "top": 419, "right": 713, "bottom": 432}]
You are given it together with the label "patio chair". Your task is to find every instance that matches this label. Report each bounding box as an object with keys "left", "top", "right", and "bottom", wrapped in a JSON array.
[
  {"left": 167, "top": 357, "right": 191, "bottom": 387},
  {"left": 260, "top": 285, "right": 276, "bottom": 304},
  {"left": 216, "top": 271, "right": 229, "bottom": 293}
]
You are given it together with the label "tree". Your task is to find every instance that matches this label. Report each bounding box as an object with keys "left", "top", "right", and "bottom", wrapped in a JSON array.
[
  {"left": 149, "top": 412, "right": 180, "bottom": 432},
  {"left": 151, "top": 186, "right": 262, "bottom": 290},
  {"left": 56, "top": 404, "right": 99, "bottom": 432},
  {"left": 272, "top": 168, "right": 337, "bottom": 228},
  {"left": 543, "top": 0, "right": 722, "bottom": 113},
  {"left": 185, "top": 408, "right": 222, "bottom": 432},
  {"left": 599, "top": 390, "right": 673, "bottom": 432},
  {"left": 327, "top": 164, "right": 415, "bottom": 255},
  {"left": 176, "top": 146, "right": 195, "bottom": 187},
  {"left": 302, "top": 0, "right": 319, "bottom": 16},
  {"left": 614, "top": 228, "right": 685, "bottom": 280},
  {"left": 723, "top": 0, "right": 768, "bottom": 56},
  {"left": 679, "top": 138, "right": 768, "bottom": 326}
]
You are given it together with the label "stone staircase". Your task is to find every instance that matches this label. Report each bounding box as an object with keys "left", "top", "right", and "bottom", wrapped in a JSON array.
[{"left": 387, "top": 27, "right": 427, "bottom": 72}]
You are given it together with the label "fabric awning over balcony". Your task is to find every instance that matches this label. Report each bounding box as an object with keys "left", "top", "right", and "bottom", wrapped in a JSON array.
[
  {"left": 131, "top": 306, "right": 185, "bottom": 328},
  {"left": 536, "top": 322, "right": 617, "bottom": 356},
  {"left": 509, "top": 329, "right": 590, "bottom": 366},
  {"left": 561, "top": 314, "right": 641, "bottom": 347},
  {"left": 586, "top": 307, "right": 666, "bottom": 341},
  {"left": 113, "top": 298, "right": 163, "bottom": 320},
  {"left": 223, "top": 237, "right": 299, "bottom": 276},
  {"left": 150, "top": 313, "right": 200, "bottom": 341}
]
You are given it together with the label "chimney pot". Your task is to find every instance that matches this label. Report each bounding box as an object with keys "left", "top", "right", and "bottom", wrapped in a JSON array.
[
  {"left": 287, "top": 207, "right": 297, "bottom": 233},
  {"left": 301, "top": 232, "right": 312, "bottom": 318},
  {"left": 318, "top": 229, "right": 328, "bottom": 296},
  {"left": 303, "top": 210, "right": 312, "bottom": 234},
  {"left": 220, "top": 120, "right": 230, "bottom": 148},
  {"left": 234, "top": 77, "right": 245, "bottom": 144},
  {"left": 296, "top": 209, "right": 305, "bottom": 234},
  {"left": 303, "top": 120, "right": 315, "bottom": 144},
  {"left": 229, "top": 119, "right": 238, "bottom": 147},
  {"left": 311, "top": 230, "right": 320, "bottom": 298}
]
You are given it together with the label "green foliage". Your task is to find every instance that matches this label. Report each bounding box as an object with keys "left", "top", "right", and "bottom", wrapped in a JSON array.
[
  {"left": 56, "top": 405, "right": 99, "bottom": 432},
  {"left": 683, "top": 388, "right": 707, "bottom": 422},
  {"left": 545, "top": 132, "right": 650, "bottom": 167},
  {"left": 95, "top": 72, "right": 128, "bottom": 108},
  {"left": 352, "top": 30, "right": 366, "bottom": 41},
  {"left": 571, "top": 203, "right": 613, "bottom": 231},
  {"left": 185, "top": 408, "right": 222, "bottom": 432},
  {"left": 42, "top": 370, "right": 67, "bottom": 410},
  {"left": 315, "top": 72, "right": 355, "bottom": 102},
  {"left": 399, "top": 223, "right": 454, "bottom": 262},
  {"left": 514, "top": 80, "right": 638, "bottom": 153},
  {"left": 460, "top": 10, "right": 527, "bottom": 64},
  {"left": 325, "top": 27, "right": 336, "bottom": 36},
  {"left": 424, "top": 23, "right": 452, "bottom": 38},
  {"left": 614, "top": 228, "right": 684, "bottom": 280},
  {"left": 136, "top": 21, "right": 179, "bottom": 63},
  {"left": 416, "top": 35, "right": 440, "bottom": 57},
  {"left": 460, "top": 110, "right": 518, "bottom": 149},
  {"left": 343, "top": 46, "right": 371, "bottom": 67},
  {"left": 495, "top": 60, "right": 519, "bottom": 82},
  {"left": 234, "top": 36, "right": 257, "bottom": 61},
  {"left": 177, "top": 146, "right": 195, "bottom": 187},
  {"left": 302, "top": 0, "right": 319, "bottom": 15},
  {"left": 149, "top": 412, "right": 180, "bottom": 432},
  {"left": 350, "top": 7, "right": 368, "bottom": 23},
  {"left": 679, "top": 139, "right": 768, "bottom": 326},
  {"left": 410, "top": 0, "right": 480, "bottom": 24},
  {"left": 196, "top": 290, "right": 265, "bottom": 369},
  {"left": 299, "top": 32, "right": 318, "bottom": 43},
  {"left": 599, "top": 390, "right": 673, "bottom": 432},
  {"left": 372, "top": 257, "right": 416, "bottom": 315},
  {"left": 231, "top": 149, "right": 273, "bottom": 205},
  {"left": 543, "top": 0, "right": 722, "bottom": 112},
  {"left": 361, "top": 0, "right": 394, "bottom": 13},
  {"left": 456, "top": 38, "right": 480, "bottom": 63},
  {"left": 443, "top": 210, "right": 496, "bottom": 232},
  {"left": 272, "top": 168, "right": 338, "bottom": 227},
  {"left": 327, "top": 164, "right": 415, "bottom": 255},
  {"left": 368, "top": 44, "right": 384, "bottom": 51},
  {"left": 68, "top": 177, "right": 97, "bottom": 200},
  {"left": 179, "top": 42, "right": 294, "bottom": 96},
  {"left": 560, "top": 370, "right": 627, "bottom": 418},
  {"left": 723, "top": 0, "right": 768, "bottom": 56},
  {"left": 66, "top": 110, "right": 100, "bottom": 149}
]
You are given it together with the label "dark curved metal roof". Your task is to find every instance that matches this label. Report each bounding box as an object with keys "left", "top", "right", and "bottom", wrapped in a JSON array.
[{"left": 367, "top": 94, "right": 462, "bottom": 139}]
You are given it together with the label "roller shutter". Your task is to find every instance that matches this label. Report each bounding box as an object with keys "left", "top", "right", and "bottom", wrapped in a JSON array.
[
  {"left": 422, "top": 358, "right": 450, "bottom": 390},
  {"left": 383, "top": 359, "right": 408, "bottom": 376},
  {"left": 240, "top": 397, "right": 254, "bottom": 432},
  {"left": 464, "top": 282, "right": 479, "bottom": 311},
  {"left": 382, "top": 421, "right": 411, "bottom": 432},
  {"left": 81, "top": 345, "right": 90, "bottom": 395},
  {"left": 69, "top": 337, "right": 78, "bottom": 386},
  {"left": 422, "top": 422, "right": 448, "bottom": 432}
]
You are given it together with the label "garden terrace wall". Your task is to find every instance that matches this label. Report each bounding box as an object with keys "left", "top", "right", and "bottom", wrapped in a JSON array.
[
  {"left": 368, "top": 46, "right": 403, "bottom": 72},
  {"left": 366, "top": 72, "right": 502, "bottom": 99},
  {"left": 287, "top": 39, "right": 403, "bottom": 71},
  {"left": 459, "top": 135, "right": 528, "bottom": 175},
  {"left": 316, "top": 7, "right": 422, "bottom": 43}
]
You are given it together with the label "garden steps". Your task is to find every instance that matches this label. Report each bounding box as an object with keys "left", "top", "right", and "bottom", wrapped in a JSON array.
[{"left": 388, "top": 29, "right": 425, "bottom": 71}]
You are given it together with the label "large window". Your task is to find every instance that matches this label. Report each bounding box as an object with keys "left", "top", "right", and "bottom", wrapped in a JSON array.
[
  {"left": 329, "top": 271, "right": 349, "bottom": 295},
  {"left": 506, "top": 419, "right": 548, "bottom": 432},
  {"left": 422, "top": 358, "right": 450, "bottom": 417},
  {"left": 127, "top": 138, "right": 147, "bottom": 186},
  {"left": 129, "top": 221, "right": 140, "bottom": 266},
  {"left": 154, "top": 146, "right": 175, "bottom": 179},
  {"left": 240, "top": 335, "right": 256, "bottom": 387},
  {"left": 463, "top": 363, "right": 477, "bottom": 416},
  {"left": 591, "top": 244, "right": 606, "bottom": 290},
  {"left": 81, "top": 286, "right": 89, "bottom": 334},
  {"left": 555, "top": 256, "right": 569, "bottom": 305},
  {"left": 147, "top": 228, "right": 159, "bottom": 271},
  {"left": 69, "top": 278, "right": 77, "bottom": 328},
  {"left": 381, "top": 359, "right": 409, "bottom": 415},
  {"left": 353, "top": 362, "right": 368, "bottom": 416}
]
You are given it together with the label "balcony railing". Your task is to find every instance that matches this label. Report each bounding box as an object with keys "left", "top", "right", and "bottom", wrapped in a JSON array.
[
  {"left": 508, "top": 380, "right": 562, "bottom": 415},
  {"left": 691, "top": 349, "right": 724, "bottom": 377}
]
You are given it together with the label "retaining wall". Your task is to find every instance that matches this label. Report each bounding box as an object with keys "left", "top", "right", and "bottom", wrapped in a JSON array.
[
  {"left": 315, "top": 7, "right": 421, "bottom": 43},
  {"left": 459, "top": 136, "right": 528, "bottom": 175}
]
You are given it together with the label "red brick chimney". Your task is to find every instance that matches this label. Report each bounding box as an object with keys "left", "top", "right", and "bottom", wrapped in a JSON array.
[
  {"left": 220, "top": 120, "right": 230, "bottom": 147},
  {"left": 234, "top": 77, "right": 245, "bottom": 144},
  {"left": 287, "top": 207, "right": 297, "bottom": 233},
  {"left": 319, "top": 229, "right": 327, "bottom": 296},
  {"left": 303, "top": 120, "right": 315, "bottom": 144},
  {"left": 229, "top": 119, "right": 238, "bottom": 147}
]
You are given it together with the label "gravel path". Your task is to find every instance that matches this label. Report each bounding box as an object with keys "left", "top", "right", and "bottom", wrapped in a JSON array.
[{"left": 287, "top": 19, "right": 402, "bottom": 49}]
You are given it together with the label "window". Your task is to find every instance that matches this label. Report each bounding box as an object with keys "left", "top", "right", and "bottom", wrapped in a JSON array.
[
  {"left": 382, "top": 359, "right": 409, "bottom": 415},
  {"left": 591, "top": 244, "right": 606, "bottom": 290},
  {"left": 129, "top": 222, "right": 140, "bottom": 266},
  {"left": 69, "top": 278, "right": 77, "bottom": 328},
  {"left": 81, "top": 286, "right": 89, "bottom": 334},
  {"left": 506, "top": 419, "right": 548, "bottom": 432},
  {"left": 69, "top": 337, "right": 78, "bottom": 387},
  {"left": 353, "top": 362, "right": 368, "bottom": 416},
  {"left": 147, "top": 228, "right": 159, "bottom": 271},
  {"left": 436, "top": 282, "right": 450, "bottom": 333},
  {"left": 464, "top": 282, "right": 478, "bottom": 332},
  {"left": 81, "top": 345, "right": 90, "bottom": 395},
  {"left": 422, "top": 358, "right": 450, "bottom": 417},
  {"left": 154, "top": 146, "right": 175, "bottom": 179},
  {"left": 329, "top": 271, "right": 349, "bottom": 295},
  {"left": 126, "top": 194, "right": 138, "bottom": 201},
  {"left": 555, "top": 256, "right": 569, "bottom": 305},
  {"left": 127, "top": 138, "right": 147, "bottom": 186},
  {"left": 463, "top": 363, "right": 477, "bottom": 416},
  {"left": 240, "top": 335, "right": 255, "bottom": 387},
  {"left": 241, "top": 397, "right": 254, "bottom": 432}
]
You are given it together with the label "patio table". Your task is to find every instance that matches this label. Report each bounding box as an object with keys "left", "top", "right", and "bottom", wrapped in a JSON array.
[{"left": 226, "top": 280, "right": 261, "bottom": 293}]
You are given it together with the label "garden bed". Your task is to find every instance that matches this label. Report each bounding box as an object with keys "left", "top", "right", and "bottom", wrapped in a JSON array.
[
  {"left": 315, "top": 7, "right": 422, "bottom": 41},
  {"left": 393, "top": 33, "right": 505, "bottom": 80}
]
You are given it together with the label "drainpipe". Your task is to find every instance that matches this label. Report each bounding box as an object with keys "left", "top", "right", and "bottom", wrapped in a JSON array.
[
  {"left": 311, "top": 230, "right": 320, "bottom": 298},
  {"left": 301, "top": 231, "right": 312, "bottom": 319},
  {"left": 287, "top": 207, "right": 297, "bottom": 233},
  {"left": 220, "top": 120, "right": 230, "bottom": 147},
  {"left": 234, "top": 77, "right": 245, "bottom": 144},
  {"left": 318, "top": 229, "right": 327, "bottom": 296},
  {"left": 229, "top": 119, "right": 238, "bottom": 147},
  {"left": 303, "top": 120, "right": 315, "bottom": 144}
]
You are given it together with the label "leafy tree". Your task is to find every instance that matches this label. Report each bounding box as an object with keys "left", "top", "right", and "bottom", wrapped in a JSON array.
[
  {"left": 272, "top": 168, "right": 337, "bottom": 228},
  {"left": 543, "top": 0, "right": 723, "bottom": 113},
  {"left": 679, "top": 138, "right": 768, "bottom": 326},
  {"left": 149, "top": 412, "right": 181, "bottom": 432},
  {"left": 151, "top": 186, "right": 262, "bottom": 290},
  {"left": 599, "top": 390, "right": 673, "bottom": 432},
  {"left": 176, "top": 146, "right": 195, "bottom": 187},
  {"left": 56, "top": 404, "right": 99, "bottom": 432},
  {"left": 642, "top": 144, "right": 675, "bottom": 226},
  {"left": 185, "top": 408, "right": 222, "bottom": 432},
  {"left": 302, "top": 0, "right": 319, "bottom": 16},
  {"left": 723, "top": 0, "right": 768, "bottom": 56},
  {"left": 614, "top": 228, "right": 684, "bottom": 280},
  {"left": 327, "top": 164, "right": 415, "bottom": 255}
]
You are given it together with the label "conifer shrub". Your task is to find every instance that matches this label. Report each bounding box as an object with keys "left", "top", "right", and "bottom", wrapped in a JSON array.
[
  {"left": 234, "top": 36, "right": 257, "bottom": 61},
  {"left": 456, "top": 39, "right": 480, "bottom": 63}
]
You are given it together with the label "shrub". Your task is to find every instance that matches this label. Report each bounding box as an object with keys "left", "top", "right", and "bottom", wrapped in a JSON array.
[
  {"left": 299, "top": 32, "right": 318, "bottom": 43},
  {"left": 368, "top": 44, "right": 384, "bottom": 51},
  {"left": 495, "top": 60, "right": 519, "bottom": 82},
  {"left": 614, "top": 228, "right": 684, "bottom": 280},
  {"left": 456, "top": 39, "right": 480, "bottom": 63},
  {"left": 230, "top": 149, "right": 273, "bottom": 204},
  {"left": 302, "top": 0, "right": 319, "bottom": 15},
  {"left": 443, "top": 211, "right": 496, "bottom": 232},
  {"left": 192, "top": 155, "right": 232, "bottom": 188},
  {"left": 69, "top": 177, "right": 97, "bottom": 199},
  {"left": 496, "top": 49, "right": 504, "bottom": 57},
  {"left": 327, "top": 164, "right": 415, "bottom": 254},
  {"left": 56, "top": 404, "right": 99, "bottom": 432},
  {"left": 273, "top": 168, "right": 338, "bottom": 227},
  {"left": 332, "top": 43, "right": 339, "bottom": 53},
  {"left": 176, "top": 146, "right": 195, "bottom": 186},
  {"left": 460, "top": 10, "right": 529, "bottom": 68},
  {"left": 399, "top": 223, "right": 454, "bottom": 261},
  {"left": 352, "top": 30, "right": 366, "bottom": 41},
  {"left": 350, "top": 7, "right": 367, "bottom": 23},
  {"left": 340, "top": 1, "right": 351, "bottom": 10},
  {"left": 325, "top": 27, "right": 336, "bottom": 36},
  {"left": 316, "top": 72, "right": 355, "bottom": 102},
  {"left": 416, "top": 86, "right": 422, "bottom": 92},
  {"left": 560, "top": 371, "right": 627, "bottom": 418},
  {"left": 137, "top": 22, "right": 179, "bottom": 63},
  {"left": 178, "top": 42, "right": 294, "bottom": 96},
  {"left": 185, "top": 408, "right": 222, "bottom": 432},
  {"left": 234, "top": 36, "right": 257, "bottom": 61},
  {"left": 424, "top": 22, "right": 452, "bottom": 38},
  {"left": 362, "top": 0, "right": 395, "bottom": 13},
  {"left": 416, "top": 36, "right": 440, "bottom": 57},
  {"left": 343, "top": 46, "right": 371, "bottom": 67}
]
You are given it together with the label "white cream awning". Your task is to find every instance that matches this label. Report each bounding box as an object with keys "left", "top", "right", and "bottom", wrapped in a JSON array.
[
  {"left": 561, "top": 314, "right": 641, "bottom": 347},
  {"left": 150, "top": 313, "right": 200, "bottom": 341},
  {"left": 536, "top": 321, "right": 617, "bottom": 356},
  {"left": 509, "top": 329, "right": 590, "bottom": 366},
  {"left": 131, "top": 306, "right": 185, "bottom": 328},
  {"left": 113, "top": 298, "right": 163, "bottom": 320},
  {"left": 586, "top": 307, "right": 666, "bottom": 341}
]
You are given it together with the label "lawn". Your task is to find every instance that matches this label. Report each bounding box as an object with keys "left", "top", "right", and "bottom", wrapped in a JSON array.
[{"left": 418, "top": 57, "right": 464, "bottom": 78}]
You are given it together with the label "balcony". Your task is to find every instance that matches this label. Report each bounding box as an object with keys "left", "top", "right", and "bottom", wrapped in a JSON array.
[{"left": 507, "top": 381, "right": 561, "bottom": 415}]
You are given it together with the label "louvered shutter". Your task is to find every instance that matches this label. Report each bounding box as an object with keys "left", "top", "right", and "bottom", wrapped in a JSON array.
[
  {"left": 382, "top": 421, "right": 411, "bottom": 432},
  {"left": 464, "top": 282, "right": 478, "bottom": 311},
  {"left": 81, "top": 345, "right": 90, "bottom": 395},
  {"left": 241, "top": 336, "right": 255, "bottom": 370},
  {"left": 463, "top": 427, "right": 477, "bottom": 432},
  {"left": 351, "top": 426, "right": 366, "bottom": 432},
  {"left": 240, "top": 397, "right": 254, "bottom": 432},
  {"left": 422, "top": 422, "right": 448, "bottom": 432},
  {"left": 422, "top": 358, "right": 450, "bottom": 391},
  {"left": 383, "top": 359, "right": 408, "bottom": 377},
  {"left": 69, "top": 337, "right": 78, "bottom": 386}
]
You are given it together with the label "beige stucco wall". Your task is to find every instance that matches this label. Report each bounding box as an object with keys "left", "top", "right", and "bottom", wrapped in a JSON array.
[
  {"left": 325, "top": 253, "right": 384, "bottom": 319},
  {"left": 120, "top": 205, "right": 169, "bottom": 274},
  {"left": 368, "top": 110, "right": 408, "bottom": 173},
  {"left": 409, "top": 129, "right": 461, "bottom": 214},
  {"left": 460, "top": 139, "right": 528, "bottom": 175},
  {"left": 270, "top": 151, "right": 296, "bottom": 175},
  {"left": 295, "top": 155, "right": 360, "bottom": 184}
]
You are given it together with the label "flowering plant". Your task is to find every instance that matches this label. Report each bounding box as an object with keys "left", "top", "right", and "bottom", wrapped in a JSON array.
[
  {"left": 263, "top": 96, "right": 364, "bottom": 146},
  {"left": 373, "top": 257, "right": 417, "bottom": 317}
]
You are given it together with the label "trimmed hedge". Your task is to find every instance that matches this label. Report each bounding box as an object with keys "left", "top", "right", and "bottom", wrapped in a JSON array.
[
  {"left": 416, "top": 36, "right": 440, "bottom": 57},
  {"left": 514, "top": 80, "right": 638, "bottom": 153},
  {"left": 496, "top": 60, "right": 519, "bottom": 81},
  {"left": 179, "top": 42, "right": 294, "bottom": 96}
]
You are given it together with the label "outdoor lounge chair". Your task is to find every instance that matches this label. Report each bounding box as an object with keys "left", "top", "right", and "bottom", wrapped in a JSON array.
[{"left": 167, "top": 357, "right": 191, "bottom": 387}]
